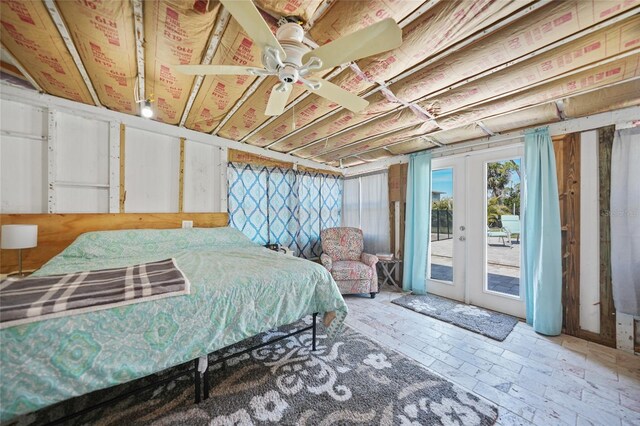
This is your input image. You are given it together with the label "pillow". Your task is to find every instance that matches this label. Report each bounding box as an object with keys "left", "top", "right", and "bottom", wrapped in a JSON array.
[{"left": 60, "top": 227, "right": 257, "bottom": 259}]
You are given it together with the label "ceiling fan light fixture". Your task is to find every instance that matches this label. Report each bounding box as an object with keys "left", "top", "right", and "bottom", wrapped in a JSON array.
[{"left": 141, "top": 100, "right": 153, "bottom": 118}]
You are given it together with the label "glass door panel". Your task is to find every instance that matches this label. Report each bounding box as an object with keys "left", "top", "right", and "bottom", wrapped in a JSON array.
[
  {"left": 430, "top": 168, "right": 454, "bottom": 283},
  {"left": 467, "top": 147, "right": 526, "bottom": 318},
  {"left": 486, "top": 159, "right": 521, "bottom": 297},
  {"left": 427, "top": 158, "right": 465, "bottom": 302}
]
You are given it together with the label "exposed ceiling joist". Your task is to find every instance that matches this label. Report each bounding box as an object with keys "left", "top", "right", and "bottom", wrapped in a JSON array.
[
  {"left": 212, "top": 75, "right": 267, "bottom": 134},
  {"left": 0, "top": 45, "right": 43, "bottom": 91},
  {"left": 476, "top": 121, "right": 495, "bottom": 136},
  {"left": 291, "top": 12, "right": 640, "bottom": 158},
  {"left": 43, "top": 0, "right": 102, "bottom": 107},
  {"left": 242, "top": 63, "right": 349, "bottom": 143},
  {"left": 304, "top": 124, "right": 421, "bottom": 159},
  {"left": 179, "top": 9, "right": 231, "bottom": 127},
  {"left": 212, "top": 0, "right": 334, "bottom": 138},
  {"left": 343, "top": 77, "right": 640, "bottom": 162},
  {"left": 423, "top": 135, "right": 443, "bottom": 147},
  {"left": 242, "top": 0, "right": 445, "bottom": 146},
  {"left": 132, "top": 0, "right": 145, "bottom": 103},
  {"left": 555, "top": 100, "right": 567, "bottom": 121},
  {"left": 303, "top": 0, "right": 334, "bottom": 30},
  {"left": 273, "top": 0, "right": 553, "bottom": 152},
  {"left": 433, "top": 48, "right": 639, "bottom": 121}
]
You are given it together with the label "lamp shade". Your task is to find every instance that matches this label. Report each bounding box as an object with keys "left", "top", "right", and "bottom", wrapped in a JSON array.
[{"left": 1, "top": 225, "right": 38, "bottom": 249}]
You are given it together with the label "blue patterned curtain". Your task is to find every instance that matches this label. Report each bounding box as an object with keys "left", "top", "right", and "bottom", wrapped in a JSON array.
[
  {"left": 228, "top": 162, "right": 269, "bottom": 245},
  {"left": 267, "top": 167, "right": 298, "bottom": 250},
  {"left": 228, "top": 163, "right": 342, "bottom": 259},
  {"left": 296, "top": 171, "right": 322, "bottom": 258}
]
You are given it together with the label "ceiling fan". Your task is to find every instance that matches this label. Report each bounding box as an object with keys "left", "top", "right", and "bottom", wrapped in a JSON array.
[{"left": 174, "top": 0, "right": 402, "bottom": 116}]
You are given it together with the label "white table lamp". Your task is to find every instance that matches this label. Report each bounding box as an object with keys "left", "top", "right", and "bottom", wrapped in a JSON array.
[{"left": 1, "top": 224, "right": 38, "bottom": 276}]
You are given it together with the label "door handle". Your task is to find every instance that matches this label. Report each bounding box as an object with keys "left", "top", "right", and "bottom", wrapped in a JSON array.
[
  {"left": 459, "top": 225, "right": 466, "bottom": 231},
  {"left": 459, "top": 236, "right": 466, "bottom": 241}
]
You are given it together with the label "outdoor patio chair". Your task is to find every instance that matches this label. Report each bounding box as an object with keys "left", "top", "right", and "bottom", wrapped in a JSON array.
[
  {"left": 487, "top": 226, "right": 511, "bottom": 246},
  {"left": 501, "top": 215, "right": 521, "bottom": 243}
]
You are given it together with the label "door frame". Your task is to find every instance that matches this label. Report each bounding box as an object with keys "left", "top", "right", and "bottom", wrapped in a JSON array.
[{"left": 428, "top": 144, "right": 526, "bottom": 319}]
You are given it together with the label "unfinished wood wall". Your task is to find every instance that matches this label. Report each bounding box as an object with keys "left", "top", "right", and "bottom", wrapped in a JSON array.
[
  {"left": 553, "top": 134, "right": 581, "bottom": 336},
  {"left": 554, "top": 129, "right": 617, "bottom": 347},
  {"left": 388, "top": 163, "right": 408, "bottom": 262}
]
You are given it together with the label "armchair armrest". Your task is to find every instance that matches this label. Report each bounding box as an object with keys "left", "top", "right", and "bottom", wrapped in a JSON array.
[
  {"left": 361, "top": 253, "right": 379, "bottom": 267},
  {"left": 320, "top": 253, "right": 333, "bottom": 271}
]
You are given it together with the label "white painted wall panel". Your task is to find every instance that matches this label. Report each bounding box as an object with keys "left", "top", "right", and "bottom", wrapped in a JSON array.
[
  {"left": 56, "top": 186, "right": 109, "bottom": 213},
  {"left": 56, "top": 112, "right": 109, "bottom": 184},
  {"left": 183, "top": 141, "right": 222, "bottom": 212},
  {"left": 580, "top": 130, "right": 600, "bottom": 334},
  {"left": 0, "top": 100, "right": 46, "bottom": 213},
  {"left": 124, "top": 127, "right": 179, "bottom": 213},
  {"left": 0, "top": 135, "right": 46, "bottom": 213},
  {"left": 0, "top": 99, "right": 46, "bottom": 135}
]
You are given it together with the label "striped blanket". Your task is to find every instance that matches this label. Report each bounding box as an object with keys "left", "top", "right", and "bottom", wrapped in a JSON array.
[{"left": 0, "top": 258, "right": 190, "bottom": 329}]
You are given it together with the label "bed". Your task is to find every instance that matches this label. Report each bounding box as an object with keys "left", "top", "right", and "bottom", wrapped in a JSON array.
[{"left": 0, "top": 226, "right": 348, "bottom": 422}]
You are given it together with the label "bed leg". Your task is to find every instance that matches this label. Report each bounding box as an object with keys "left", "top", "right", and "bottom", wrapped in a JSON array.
[
  {"left": 194, "top": 359, "right": 201, "bottom": 404},
  {"left": 312, "top": 313, "right": 317, "bottom": 351},
  {"left": 203, "top": 361, "right": 210, "bottom": 400}
]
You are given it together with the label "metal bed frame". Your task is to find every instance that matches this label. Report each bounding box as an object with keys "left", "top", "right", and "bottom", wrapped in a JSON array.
[{"left": 47, "top": 313, "right": 318, "bottom": 425}]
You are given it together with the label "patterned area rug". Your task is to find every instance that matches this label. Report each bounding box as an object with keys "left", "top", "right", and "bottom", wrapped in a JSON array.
[
  {"left": 392, "top": 294, "right": 519, "bottom": 341},
  {"left": 16, "top": 318, "right": 498, "bottom": 425}
]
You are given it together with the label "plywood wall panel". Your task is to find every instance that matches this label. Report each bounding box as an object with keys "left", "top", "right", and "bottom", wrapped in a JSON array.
[
  {"left": 56, "top": 0, "right": 137, "bottom": 113},
  {"left": 0, "top": 0, "right": 93, "bottom": 104},
  {"left": 145, "top": 0, "right": 220, "bottom": 124}
]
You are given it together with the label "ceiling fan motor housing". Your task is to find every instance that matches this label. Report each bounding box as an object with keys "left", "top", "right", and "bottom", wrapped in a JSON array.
[{"left": 272, "top": 22, "right": 311, "bottom": 84}]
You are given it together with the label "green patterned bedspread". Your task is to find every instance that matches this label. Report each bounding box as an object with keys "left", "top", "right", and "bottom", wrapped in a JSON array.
[{"left": 0, "top": 227, "right": 348, "bottom": 422}]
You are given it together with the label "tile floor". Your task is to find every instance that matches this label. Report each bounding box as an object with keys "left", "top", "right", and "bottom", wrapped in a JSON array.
[{"left": 343, "top": 287, "right": 640, "bottom": 426}]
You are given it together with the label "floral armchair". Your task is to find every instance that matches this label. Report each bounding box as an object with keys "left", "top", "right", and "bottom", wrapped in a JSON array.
[{"left": 320, "top": 227, "right": 379, "bottom": 298}]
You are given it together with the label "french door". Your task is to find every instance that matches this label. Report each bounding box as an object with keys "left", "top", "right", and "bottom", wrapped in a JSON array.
[{"left": 427, "top": 146, "right": 526, "bottom": 318}]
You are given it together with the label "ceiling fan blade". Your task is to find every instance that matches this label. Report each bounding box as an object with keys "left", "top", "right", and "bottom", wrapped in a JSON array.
[
  {"left": 174, "top": 65, "right": 267, "bottom": 76},
  {"left": 310, "top": 79, "right": 369, "bottom": 113},
  {"left": 265, "top": 83, "right": 292, "bottom": 116},
  {"left": 220, "top": 0, "right": 285, "bottom": 59},
  {"left": 303, "top": 18, "right": 402, "bottom": 71}
]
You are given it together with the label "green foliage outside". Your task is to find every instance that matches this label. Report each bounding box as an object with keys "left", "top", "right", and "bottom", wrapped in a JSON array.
[{"left": 487, "top": 160, "right": 520, "bottom": 228}]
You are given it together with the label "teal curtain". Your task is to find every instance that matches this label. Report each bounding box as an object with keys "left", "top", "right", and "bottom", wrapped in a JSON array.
[
  {"left": 402, "top": 152, "right": 432, "bottom": 295},
  {"left": 523, "top": 128, "right": 562, "bottom": 335}
]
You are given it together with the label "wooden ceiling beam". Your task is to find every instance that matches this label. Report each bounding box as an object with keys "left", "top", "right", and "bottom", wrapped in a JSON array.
[
  {"left": 273, "top": 0, "right": 553, "bottom": 153},
  {"left": 43, "top": 0, "right": 102, "bottom": 107},
  {"left": 178, "top": 9, "right": 231, "bottom": 127},
  {"left": 336, "top": 77, "right": 640, "bottom": 162},
  {"left": 239, "top": 0, "right": 443, "bottom": 144},
  {"left": 286, "top": 5, "right": 639, "bottom": 156},
  {"left": 132, "top": 0, "right": 145, "bottom": 104}
]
